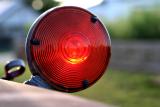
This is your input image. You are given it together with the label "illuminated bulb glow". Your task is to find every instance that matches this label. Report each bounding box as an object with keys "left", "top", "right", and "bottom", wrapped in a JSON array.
[{"left": 61, "top": 33, "right": 90, "bottom": 64}]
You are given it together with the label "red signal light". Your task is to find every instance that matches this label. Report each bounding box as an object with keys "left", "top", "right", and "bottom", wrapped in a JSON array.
[{"left": 26, "top": 6, "right": 111, "bottom": 92}]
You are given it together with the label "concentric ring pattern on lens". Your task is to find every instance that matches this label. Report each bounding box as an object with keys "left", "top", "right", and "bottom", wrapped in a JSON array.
[{"left": 28, "top": 6, "right": 111, "bottom": 92}]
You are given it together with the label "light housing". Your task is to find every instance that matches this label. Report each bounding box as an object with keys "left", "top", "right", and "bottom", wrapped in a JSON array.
[{"left": 26, "top": 6, "right": 111, "bottom": 92}]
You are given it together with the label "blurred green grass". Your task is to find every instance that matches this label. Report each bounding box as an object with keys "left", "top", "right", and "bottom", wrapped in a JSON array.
[
  {"left": 75, "top": 71, "right": 160, "bottom": 107},
  {"left": 0, "top": 66, "right": 160, "bottom": 107}
]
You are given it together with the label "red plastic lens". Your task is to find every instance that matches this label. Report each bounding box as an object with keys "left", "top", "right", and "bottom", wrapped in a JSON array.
[{"left": 26, "top": 6, "right": 111, "bottom": 92}]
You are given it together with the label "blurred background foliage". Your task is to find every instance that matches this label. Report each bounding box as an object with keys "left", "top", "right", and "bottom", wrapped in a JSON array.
[{"left": 107, "top": 8, "right": 160, "bottom": 40}]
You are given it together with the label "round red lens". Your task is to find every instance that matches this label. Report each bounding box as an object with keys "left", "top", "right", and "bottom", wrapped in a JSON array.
[{"left": 26, "top": 6, "right": 111, "bottom": 92}]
